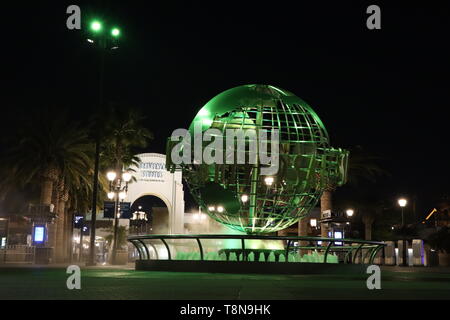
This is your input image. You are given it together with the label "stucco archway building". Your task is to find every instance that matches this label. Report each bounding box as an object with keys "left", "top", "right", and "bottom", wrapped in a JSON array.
[{"left": 125, "top": 153, "right": 185, "bottom": 234}]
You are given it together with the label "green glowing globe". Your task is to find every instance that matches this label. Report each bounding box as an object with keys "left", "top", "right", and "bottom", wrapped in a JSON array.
[{"left": 167, "top": 84, "right": 348, "bottom": 234}]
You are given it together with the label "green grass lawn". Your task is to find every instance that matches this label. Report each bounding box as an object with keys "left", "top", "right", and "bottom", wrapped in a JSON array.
[{"left": 0, "top": 266, "right": 449, "bottom": 300}]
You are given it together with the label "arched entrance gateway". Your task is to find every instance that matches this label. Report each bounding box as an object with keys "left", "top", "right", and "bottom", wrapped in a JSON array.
[{"left": 125, "top": 153, "right": 185, "bottom": 234}]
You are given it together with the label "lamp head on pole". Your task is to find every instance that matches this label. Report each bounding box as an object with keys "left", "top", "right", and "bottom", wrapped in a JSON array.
[
  {"left": 264, "top": 176, "right": 274, "bottom": 186},
  {"left": 122, "top": 172, "right": 132, "bottom": 182},
  {"left": 398, "top": 198, "right": 407, "bottom": 207},
  {"left": 118, "top": 191, "right": 127, "bottom": 200},
  {"left": 106, "top": 171, "right": 116, "bottom": 182},
  {"left": 90, "top": 20, "right": 102, "bottom": 33},
  {"left": 346, "top": 209, "right": 354, "bottom": 217},
  {"left": 111, "top": 27, "right": 120, "bottom": 37}
]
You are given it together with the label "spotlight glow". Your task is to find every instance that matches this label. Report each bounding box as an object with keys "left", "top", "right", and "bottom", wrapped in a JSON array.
[
  {"left": 90, "top": 21, "right": 102, "bottom": 32},
  {"left": 111, "top": 28, "right": 120, "bottom": 37}
]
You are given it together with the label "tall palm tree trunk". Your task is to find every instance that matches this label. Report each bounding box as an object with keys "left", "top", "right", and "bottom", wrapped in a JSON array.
[
  {"left": 55, "top": 199, "right": 66, "bottom": 262},
  {"left": 55, "top": 185, "right": 69, "bottom": 262},
  {"left": 362, "top": 214, "right": 375, "bottom": 240},
  {"left": 298, "top": 218, "right": 308, "bottom": 256},
  {"left": 365, "top": 223, "right": 372, "bottom": 241},
  {"left": 362, "top": 216, "right": 375, "bottom": 241},
  {"left": 64, "top": 206, "right": 73, "bottom": 263},
  {"left": 47, "top": 184, "right": 59, "bottom": 262},
  {"left": 320, "top": 190, "right": 333, "bottom": 239},
  {"left": 39, "top": 168, "right": 59, "bottom": 262},
  {"left": 40, "top": 179, "right": 53, "bottom": 205}
]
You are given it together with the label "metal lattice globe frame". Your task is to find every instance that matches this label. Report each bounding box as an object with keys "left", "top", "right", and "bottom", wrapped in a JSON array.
[{"left": 167, "top": 84, "right": 348, "bottom": 234}]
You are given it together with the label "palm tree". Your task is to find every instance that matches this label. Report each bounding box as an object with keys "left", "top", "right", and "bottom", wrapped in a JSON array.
[
  {"left": 353, "top": 201, "right": 380, "bottom": 241},
  {"left": 98, "top": 107, "right": 153, "bottom": 262},
  {"left": 320, "top": 186, "right": 334, "bottom": 238},
  {"left": 1, "top": 108, "right": 94, "bottom": 262},
  {"left": 100, "top": 107, "right": 153, "bottom": 171},
  {"left": 345, "top": 146, "right": 389, "bottom": 186},
  {"left": 319, "top": 145, "right": 389, "bottom": 238}
]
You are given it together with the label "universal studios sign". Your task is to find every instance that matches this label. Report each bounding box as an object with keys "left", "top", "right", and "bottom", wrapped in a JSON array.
[{"left": 137, "top": 159, "right": 166, "bottom": 182}]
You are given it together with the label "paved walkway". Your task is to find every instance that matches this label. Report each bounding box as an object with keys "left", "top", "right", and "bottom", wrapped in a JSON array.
[
  {"left": 0, "top": 262, "right": 135, "bottom": 270},
  {"left": 381, "top": 265, "right": 450, "bottom": 273},
  {"left": 1, "top": 263, "right": 449, "bottom": 299}
]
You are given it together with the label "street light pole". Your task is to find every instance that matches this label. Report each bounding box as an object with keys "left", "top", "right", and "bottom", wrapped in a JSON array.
[
  {"left": 401, "top": 206, "right": 404, "bottom": 226},
  {"left": 107, "top": 170, "right": 131, "bottom": 264},
  {"left": 112, "top": 187, "right": 120, "bottom": 263},
  {"left": 346, "top": 209, "right": 354, "bottom": 238},
  {"left": 398, "top": 198, "right": 408, "bottom": 267},
  {"left": 85, "top": 20, "right": 121, "bottom": 266},
  {"left": 87, "top": 23, "right": 105, "bottom": 267}
]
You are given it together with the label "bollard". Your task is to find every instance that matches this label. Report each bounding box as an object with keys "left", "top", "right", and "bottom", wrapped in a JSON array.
[
  {"left": 397, "top": 240, "right": 409, "bottom": 266},
  {"left": 384, "top": 241, "right": 396, "bottom": 265},
  {"left": 412, "top": 239, "right": 425, "bottom": 266}
]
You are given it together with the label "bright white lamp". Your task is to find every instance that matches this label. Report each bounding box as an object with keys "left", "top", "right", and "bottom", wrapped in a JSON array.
[
  {"left": 122, "top": 172, "right": 132, "bottom": 182},
  {"left": 398, "top": 198, "right": 407, "bottom": 207},
  {"left": 106, "top": 171, "right": 116, "bottom": 181},
  {"left": 264, "top": 176, "right": 274, "bottom": 186}
]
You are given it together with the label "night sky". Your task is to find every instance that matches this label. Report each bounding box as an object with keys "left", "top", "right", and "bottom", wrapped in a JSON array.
[{"left": 2, "top": 1, "right": 449, "bottom": 216}]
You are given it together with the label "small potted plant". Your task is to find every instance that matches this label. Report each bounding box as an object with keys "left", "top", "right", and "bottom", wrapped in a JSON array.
[{"left": 427, "top": 227, "right": 450, "bottom": 267}]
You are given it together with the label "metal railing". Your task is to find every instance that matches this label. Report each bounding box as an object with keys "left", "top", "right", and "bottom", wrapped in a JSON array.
[
  {"left": 128, "top": 234, "right": 385, "bottom": 265},
  {"left": 0, "top": 245, "right": 36, "bottom": 264}
]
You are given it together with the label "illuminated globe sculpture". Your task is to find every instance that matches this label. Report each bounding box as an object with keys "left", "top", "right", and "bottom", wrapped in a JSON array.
[{"left": 167, "top": 84, "right": 348, "bottom": 234}]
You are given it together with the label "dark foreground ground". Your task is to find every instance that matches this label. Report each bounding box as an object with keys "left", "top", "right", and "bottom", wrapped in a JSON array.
[{"left": 0, "top": 264, "right": 449, "bottom": 300}]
